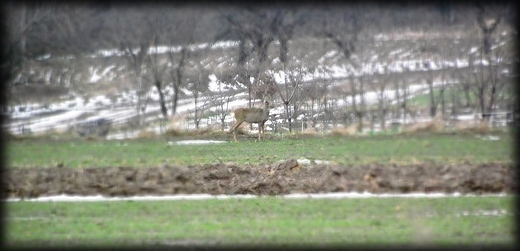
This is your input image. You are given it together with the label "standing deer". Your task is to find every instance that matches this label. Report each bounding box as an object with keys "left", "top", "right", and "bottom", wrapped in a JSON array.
[{"left": 230, "top": 99, "right": 271, "bottom": 141}]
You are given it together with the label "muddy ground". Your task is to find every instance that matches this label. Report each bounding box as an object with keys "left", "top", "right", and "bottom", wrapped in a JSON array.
[{"left": 3, "top": 160, "right": 516, "bottom": 198}]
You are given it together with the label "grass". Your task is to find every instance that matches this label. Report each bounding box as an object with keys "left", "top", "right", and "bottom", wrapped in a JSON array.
[
  {"left": 406, "top": 88, "right": 469, "bottom": 107},
  {"left": 5, "top": 196, "right": 514, "bottom": 247},
  {"left": 6, "top": 132, "right": 514, "bottom": 168},
  {"left": 5, "top": 132, "right": 515, "bottom": 248}
]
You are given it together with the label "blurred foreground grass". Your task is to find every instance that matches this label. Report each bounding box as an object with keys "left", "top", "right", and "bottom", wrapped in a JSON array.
[{"left": 5, "top": 196, "right": 514, "bottom": 247}]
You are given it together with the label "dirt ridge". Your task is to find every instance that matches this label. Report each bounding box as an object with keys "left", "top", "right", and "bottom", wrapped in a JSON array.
[{"left": 3, "top": 160, "right": 515, "bottom": 199}]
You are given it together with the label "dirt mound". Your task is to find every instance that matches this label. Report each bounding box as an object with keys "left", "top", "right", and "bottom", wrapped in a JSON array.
[{"left": 3, "top": 160, "right": 516, "bottom": 199}]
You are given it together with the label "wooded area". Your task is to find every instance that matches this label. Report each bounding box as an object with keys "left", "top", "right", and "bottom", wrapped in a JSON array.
[{"left": 1, "top": 1, "right": 517, "bottom": 135}]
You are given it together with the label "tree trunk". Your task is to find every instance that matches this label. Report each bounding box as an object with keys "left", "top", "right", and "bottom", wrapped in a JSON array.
[
  {"left": 172, "top": 85, "right": 180, "bottom": 114},
  {"left": 451, "top": 91, "right": 458, "bottom": 119},
  {"left": 428, "top": 79, "right": 437, "bottom": 118},
  {"left": 476, "top": 3, "right": 501, "bottom": 55},
  {"left": 403, "top": 86, "right": 408, "bottom": 125},
  {"left": 194, "top": 93, "right": 199, "bottom": 129},
  {"left": 487, "top": 85, "right": 496, "bottom": 114},
  {"left": 238, "top": 38, "right": 248, "bottom": 65},
  {"left": 479, "top": 87, "right": 487, "bottom": 120},
  {"left": 440, "top": 88, "right": 446, "bottom": 117},
  {"left": 170, "top": 47, "right": 188, "bottom": 116},
  {"left": 154, "top": 80, "right": 168, "bottom": 118},
  {"left": 380, "top": 106, "right": 386, "bottom": 131},
  {"left": 136, "top": 68, "right": 143, "bottom": 127},
  {"left": 279, "top": 38, "right": 288, "bottom": 64},
  {"left": 358, "top": 80, "right": 365, "bottom": 132},
  {"left": 394, "top": 81, "right": 400, "bottom": 119},
  {"left": 221, "top": 116, "right": 226, "bottom": 132}
]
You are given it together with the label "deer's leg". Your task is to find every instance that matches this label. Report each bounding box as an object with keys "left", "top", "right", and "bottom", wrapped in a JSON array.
[
  {"left": 258, "top": 123, "right": 262, "bottom": 141},
  {"left": 229, "top": 121, "right": 239, "bottom": 133},
  {"left": 262, "top": 123, "right": 265, "bottom": 140},
  {"left": 231, "top": 121, "right": 242, "bottom": 141},
  {"left": 259, "top": 122, "right": 264, "bottom": 140}
]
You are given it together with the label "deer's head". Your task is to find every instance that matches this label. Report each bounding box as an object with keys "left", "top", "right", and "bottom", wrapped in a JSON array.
[{"left": 262, "top": 94, "right": 275, "bottom": 109}]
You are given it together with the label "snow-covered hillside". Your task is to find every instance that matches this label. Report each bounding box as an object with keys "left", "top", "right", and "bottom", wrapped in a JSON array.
[{"left": 4, "top": 30, "right": 514, "bottom": 139}]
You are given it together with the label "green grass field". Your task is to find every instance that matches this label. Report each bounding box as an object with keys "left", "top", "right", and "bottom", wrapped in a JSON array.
[
  {"left": 5, "top": 133, "right": 515, "bottom": 247},
  {"left": 5, "top": 196, "right": 514, "bottom": 247},
  {"left": 6, "top": 133, "right": 514, "bottom": 168}
]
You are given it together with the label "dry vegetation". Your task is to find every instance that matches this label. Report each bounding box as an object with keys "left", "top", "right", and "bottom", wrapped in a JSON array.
[
  {"left": 403, "top": 117, "right": 445, "bottom": 134},
  {"left": 135, "top": 130, "right": 157, "bottom": 139},
  {"left": 329, "top": 125, "right": 358, "bottom": 136}
]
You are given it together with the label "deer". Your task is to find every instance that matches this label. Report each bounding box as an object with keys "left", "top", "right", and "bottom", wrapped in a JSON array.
[{"left": 230, "top": 98, "right": 272, "bottom": 141}]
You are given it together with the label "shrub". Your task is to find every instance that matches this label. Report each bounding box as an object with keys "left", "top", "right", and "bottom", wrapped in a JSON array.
[
  {"left": 454, "top": 120, "right": 491, "bottom": 134},
  {"left": 136, "top": 130, "right": 156, "bottom": 139},
  {"left": 85, "top": 135, "right": 101, "bottom": 141},
  {"left": 403, "top": 117, "right": 444, "bottom": 134},
  {"left": 165, "top": 128, "right": 183, "bottom": 137},
  {"left": 330, "top": 125, "right": 357, "bottom": 136},
  {"left": 300, "top": 127, "right": 319, "bottom": 135}
]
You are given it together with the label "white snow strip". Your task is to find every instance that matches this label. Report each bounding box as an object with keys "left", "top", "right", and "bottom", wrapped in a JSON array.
[
  {"left": 8, "top": 217, "right": 52, "bottom": 221},
  {"left": 4, "top": 192, "right": 511, "bottom": 202},
  {"left": 455, "top": 209, "right": 510, "bottom": 217},
  {"left": 19, "top": 110, "right": 87, "bottom": 132},
  {"left": 475, "top": 135, "right": 501, "bottom": 141},
  {"left": 296, "top": 158, "right": 332, "bottom": 166},
  {"left": 168, "top": 140, "right": 227, "bottom": 145}
]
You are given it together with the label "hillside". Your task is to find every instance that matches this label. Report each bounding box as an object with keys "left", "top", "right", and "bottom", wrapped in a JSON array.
[{"left": 4, "top": 24, "right": 515, "bottom": 139}]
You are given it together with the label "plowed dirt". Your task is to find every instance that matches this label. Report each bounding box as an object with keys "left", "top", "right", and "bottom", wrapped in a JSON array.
[{"left": 3, "top": 160, "right": 515, "bottom": 198}]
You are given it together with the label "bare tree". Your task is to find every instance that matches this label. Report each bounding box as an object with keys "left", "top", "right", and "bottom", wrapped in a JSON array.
[
  {"left": 187, "top": 60, "right": 211, "bottom": 129},
  {"left": 369, "top": 69, "right": 393, "bottom": 131},
  {"left": 424, "top": 62, "right": 443, "bottom": 118},
  {"left": 351, "top": 74, "right": 368, "bottom": 132},
  {"left": 167, "top": 46, "right": 190, "bottom": 116},
  {"left": 471, "top": 3, "right": 512, "bottom": 121},
  {"left": 106, "top": 6, "right": 153, "bottom": 127},
  {"left": 212, "top": 72, "right": 237, "bottom": 131},
  {"left": 465, "top": 44, "right": 513, "bottom": 121},
  {"left": 274, "top": 70, "right": 300, "bottom": 133},
  {"left": 300, "top": 78, "right": 327, "bottom": 130},
  {"left": 318, "top": 4, "right": 383, "bottom": 132},
  {"left": 474, "top": 2, "right": 503, "bottom": 55},
  {"left": 165, "top": 7, "right": 204, "bottom": 116},
  {"left": 148, "top": 39, "right": 168, "bottom": 119},
  {"left": 3, "top": 3, "right": 109, "bottom": 113},
  {"left": 145, "top": 8, "right": 178, "bottom": 119},
  {"left": 220, "top": 6, "right": 296, "bottom": 109},
  {"left": 3, "top": 3, "right": 55, "bottom": 88}
]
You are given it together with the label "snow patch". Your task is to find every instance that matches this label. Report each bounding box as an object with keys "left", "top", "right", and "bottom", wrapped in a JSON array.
[
  {"left": 297, "top": 158, "right": 332, "bottom": 166},
  {"left": 4, "top": 192, "right": 510, "bottom": 202},
  {"left": 455, "top": 209, "right": 509, "bottom": 217},
  {"left": 168, "top": 140, "right": 227, "bottom": 145},
  {"left": 475, "top": 135, "right": 501, "bottom": 141}
]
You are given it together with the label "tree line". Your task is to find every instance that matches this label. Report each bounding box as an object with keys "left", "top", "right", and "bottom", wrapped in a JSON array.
[{"left": 1, "top": 1, "right": 516, "bottom": 132}]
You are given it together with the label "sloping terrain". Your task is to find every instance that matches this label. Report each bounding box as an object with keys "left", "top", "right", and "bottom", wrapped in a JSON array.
[{"left": 6, "top": 25, "right": 511, "bottom": 139}]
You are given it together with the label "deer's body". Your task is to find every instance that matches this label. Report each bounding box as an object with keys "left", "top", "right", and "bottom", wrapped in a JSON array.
[{"left": 230, "top": 100, "right": 270, "bottom": 141}]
